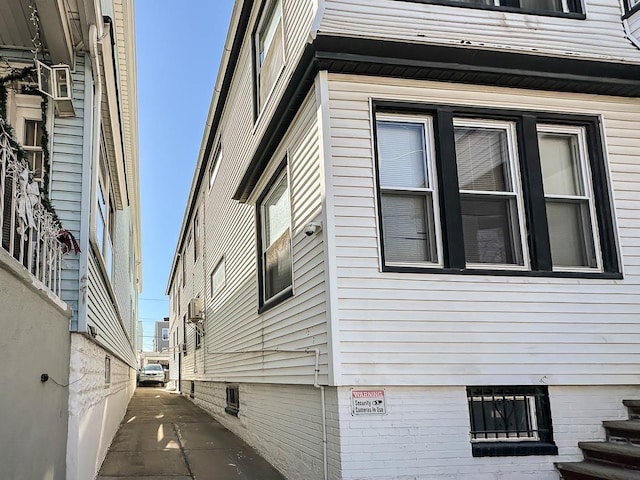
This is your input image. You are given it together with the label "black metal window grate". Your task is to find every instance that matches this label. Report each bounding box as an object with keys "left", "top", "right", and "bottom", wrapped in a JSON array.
[
  {"left": 467, "top": 386, "right": 557, "bottom": 457},
  {"left": 226, "top": 385, "right": 239, "bottom": 416}
]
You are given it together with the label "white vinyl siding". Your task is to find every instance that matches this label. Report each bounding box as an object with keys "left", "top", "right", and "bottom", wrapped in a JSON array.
[
  {"left": 320, "top": 0, "right": 640, "bottom": 64},
  {"left": 171, "top": 88, "right": 328, "bottom": 384},
  {"left": 327, "top": 73, "right": 640, "bottom": 387}
]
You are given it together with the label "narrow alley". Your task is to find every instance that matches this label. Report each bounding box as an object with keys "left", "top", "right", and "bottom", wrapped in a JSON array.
[{"left": 98, "top": 388, "right": 285, "bottom": 480}]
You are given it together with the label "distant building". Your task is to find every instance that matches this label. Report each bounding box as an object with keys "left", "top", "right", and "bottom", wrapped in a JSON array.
[{"left": 153, "top": 318, "right": 170, "bottom": 352}]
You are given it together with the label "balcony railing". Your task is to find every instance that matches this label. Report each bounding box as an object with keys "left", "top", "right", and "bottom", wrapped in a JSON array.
[{"left": 0, "top": 118, "right": 64, "bottom": 301}]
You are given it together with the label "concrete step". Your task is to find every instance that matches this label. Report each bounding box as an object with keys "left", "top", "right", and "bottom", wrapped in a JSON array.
[
  {"left": 623, "top": 400, "right": 640, "bottom": 420},
  {"left": 556, "top": 461, "right": 640, "bottom": 480},
  {"left": 580, "top": 441, "right": 640, "bottom": 470},
  {"left": 604, "top": 421, "right": 640, "bottom": 445}
]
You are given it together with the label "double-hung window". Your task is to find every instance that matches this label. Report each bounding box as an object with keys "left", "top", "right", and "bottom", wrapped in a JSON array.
[
  {"left": 257, "top": 167, "right": 293, "bottom": 308},
  {"left": 376, "top": 116, "right": 441, "bottom": 266},
  {"left": 254, "top": 0, "right": 284, "bottom": 112},
  {"left": 373, "top": 103, "right": 619, "bottom": 277},
  {"left": 455, "top": 119, "right": 527, "bottom": 268},
  {"left": 22, "top": 119, "right": 44, "bottom": 184}
]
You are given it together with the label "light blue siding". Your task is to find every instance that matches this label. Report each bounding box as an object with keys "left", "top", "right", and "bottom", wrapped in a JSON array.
[{"left": 50, "top": 53, "right": 86, "bottom": 330}]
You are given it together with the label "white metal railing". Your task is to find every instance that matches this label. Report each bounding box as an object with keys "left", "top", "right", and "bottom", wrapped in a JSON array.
[{"left": 0, "top": 118, "right": 64, "bottom": 300}]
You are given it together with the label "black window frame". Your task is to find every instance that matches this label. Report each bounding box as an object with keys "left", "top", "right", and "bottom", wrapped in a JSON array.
[
  {"left": 251, "top": 0, "right": 286, "bottom": 120},
  {"left": 397, "top": 0, "right": 585, "bottom": 18},
  {"left": 225, "top": 385, "right": 240, "bottom": 416},
  {"left": 622, "top": 0, "right": 640, "bottom": 17},
  {"left": 255, "top": 159, "right": 294, "bottom": 312},
  {"left": 372, "top": 101, "right": 620, "bottom": 279},
  {"left": 467, "top": 385, "right": 557, "bottom": 457},
  {"left": 182, "top": 315, "right": 188, "bottom": 356}
]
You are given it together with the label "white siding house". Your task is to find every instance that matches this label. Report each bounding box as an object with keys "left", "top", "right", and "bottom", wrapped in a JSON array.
[
  {"left": 0, "top": 1, "right": 141, "bottom": 480},
  {"left": 168, "top": 0, "right": 640, "bottom": 479}
]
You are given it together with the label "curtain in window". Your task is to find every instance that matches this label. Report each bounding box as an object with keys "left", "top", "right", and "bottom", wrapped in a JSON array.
[
  {"left": 455, "top": 125, "right": 523, "bottom": 265},
  {"left": 377, "top": 121, "right": 438, "bottom": 263},
  {"left": 263, "top": 174, "right": 292, "bottom": 300}
]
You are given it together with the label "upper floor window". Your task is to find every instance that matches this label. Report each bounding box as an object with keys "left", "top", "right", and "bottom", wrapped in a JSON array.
[
  {"left": 193, "top": 210, "right": 200, "bottom": 262},
  {"left": 409, "top": 0, "right": 582, "bottom": 15},
  {"left": 211, "top": 257, "right": 226, "bottom": 298},
  {"left": 625, "top": 0, "right": 639, "bottom": 14},
  {"left": 162, "top": 327, "right": 169, "bottom": 341},
  {"left": 96, "top": 139, "right": 115, "bottom": 278},
  {"left": 254, "top": 0, "right": 285, "bottom": 112},
  {"left": 209, "top": 147, "right": 221, "bottom": 191},
  {"left": 257, "top": 166, "right": 293, "bottom": 308},
  {"left": 373, "top": 104, "right": 619, "bottom": 277},
  {"left": 22, "top": 119, "right": 44, "bottom": 184}
]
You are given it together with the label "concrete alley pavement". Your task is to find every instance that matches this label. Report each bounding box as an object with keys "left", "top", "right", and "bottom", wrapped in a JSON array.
[{"left": 98, "top": 388, "right": 285, "bottom": 480}]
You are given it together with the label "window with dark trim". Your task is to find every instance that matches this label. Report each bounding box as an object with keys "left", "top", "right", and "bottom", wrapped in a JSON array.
[
  {"left": 256, "top": 163, "right": 293, "bottom": 310},
  {"left": 104, "top": 356, "right": 111, "bottom": 386},
  {"left": 253, "top": 0, "right": 285, "bottom": 115},
  {"left": 400, "top": 0, "right": 583, "bottom": 17},
  {"left": 225, "top": 385, "right": 240, "bottom": 416},
  {"left": 624, "top": 0, "right": 640, "bottom": 15},
  {"left": 193, "top": 210, "right": 200, "bottom": 262},
  {"left": 182, "top": 315, "right": 188, "bottom": 356},
  {"left": 195, "top": 322, "right": 202, "bottom": 350},
  {"left": 467, "top": 385, "right": 557, "bottom": 457},
  {"left": 372, "top": 103, "right": 620, "bottom": 278}
]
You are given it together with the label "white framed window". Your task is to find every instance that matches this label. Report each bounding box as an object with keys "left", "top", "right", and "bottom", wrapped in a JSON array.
[
  {"left": 211, "top": 257, "right": 226, "bottom": 298},
  {"left": 162, "top": 327, "right": 169, "bottom": 341},
  {"left": 372, "top": 103, "right": 619, "bottom": 277},
  {"left": 537, "top": 124, "right": 600, "bottom": 271},
  {"left": 467, "top": 386, "right": 557, "bottom": 457},
  {"left": 209, "top": 147, "right": 221, "bottom": 191},
  {"left": 259, "top": 168, "right": 292, "bottom": 306},
  {"left": 193, "top": 210, "right": 200, "bottom": 262},
  {"left": 454, "top": 118, "right": 528, "bottom": 269},
  {"left": 96, "top": 140, "right": 114, "bottom": 278},
  {"left": 104, "top": 356, "right": 111, "bottom": 386},
  {"left": 22, "top": 119, "right": 44, "bottom": 184},
  {"left": 376, "top": 115, "right": 442, "bottom": 267},
  {"left": 255, "top": 0, "right": 285, "bottom": 110}
]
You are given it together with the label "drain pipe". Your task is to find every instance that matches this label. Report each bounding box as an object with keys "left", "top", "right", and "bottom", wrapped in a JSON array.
[
  {"left": 87, "top": 22, "right": 103, "bottom": 258},
  {"left": 204, "top": 348, "right": 328, "bottom": 480},
  {"left": 311, "top": 348, "right": 328, "bottom": 480}
]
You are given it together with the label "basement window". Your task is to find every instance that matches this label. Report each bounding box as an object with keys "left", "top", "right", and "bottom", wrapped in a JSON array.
[
  {"left": 467, "top": 385, "right": 557, "bottom": 457},
  {"left": 225, "top": 385, "right": 240, "bottom": 416}
]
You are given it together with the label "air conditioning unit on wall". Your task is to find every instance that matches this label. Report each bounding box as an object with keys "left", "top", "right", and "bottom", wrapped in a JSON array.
[{"left": 188, "top": 297, "right": 202, "bottom": 322}]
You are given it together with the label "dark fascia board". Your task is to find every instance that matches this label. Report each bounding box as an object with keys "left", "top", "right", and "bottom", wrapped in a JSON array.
[{"left": 232, "top": 34, "right": 640, "bottom": 202}]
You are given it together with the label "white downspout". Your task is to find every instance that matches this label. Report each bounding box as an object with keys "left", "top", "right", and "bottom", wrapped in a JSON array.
[
  {"left": 311, "top": 348, "right": 328, "bottom": 480},
  {"left": 88, "top": 22, "right": 103, "bottom": 254}
]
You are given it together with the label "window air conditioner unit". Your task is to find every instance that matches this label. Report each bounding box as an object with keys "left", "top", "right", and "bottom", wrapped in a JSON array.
[
  {"left": 188, "top": 297, "right": 203, "bottom": 322},
  {"left": 37, "top": 61, "right": 75, "bottom": 117}
]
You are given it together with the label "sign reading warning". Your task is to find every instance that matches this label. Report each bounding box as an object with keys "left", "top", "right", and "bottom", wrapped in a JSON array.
[{"left": 351, "top": 389, "right": 386, "bottom": 415}]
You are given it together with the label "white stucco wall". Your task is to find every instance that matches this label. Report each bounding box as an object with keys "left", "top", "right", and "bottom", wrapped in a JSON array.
[
  {"left": 65, "top": 334, "right": 135, "bottom": 480},
  {"left": 0, "top": 251, "right": 71, "bottom": 480}
]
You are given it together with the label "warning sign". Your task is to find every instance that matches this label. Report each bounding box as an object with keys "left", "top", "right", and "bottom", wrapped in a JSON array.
[{"left": 351, "top": 389, "right": 386, "bottom": 415}]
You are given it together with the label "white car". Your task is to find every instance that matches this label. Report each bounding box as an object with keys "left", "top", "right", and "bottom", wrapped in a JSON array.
[{"left": 137, "top": 364, "right": 165, "bottom": 387}]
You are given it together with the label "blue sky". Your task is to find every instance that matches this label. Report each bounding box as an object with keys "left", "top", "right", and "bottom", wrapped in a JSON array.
[{"left": 135, "top": 0, "right": 235, "bottom": 350}]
